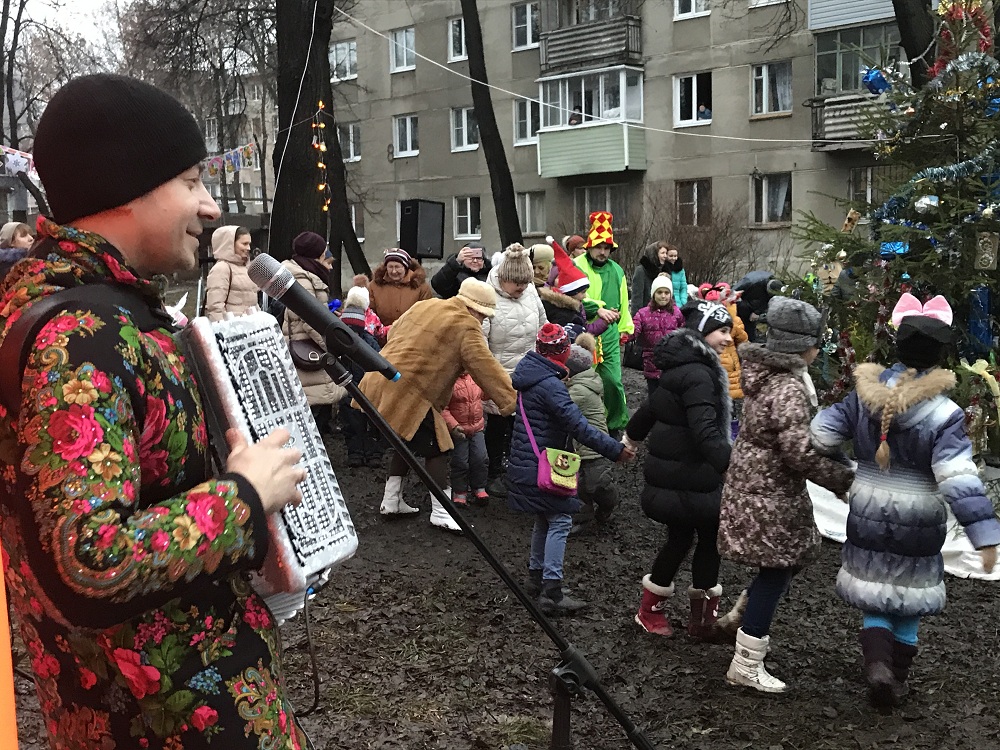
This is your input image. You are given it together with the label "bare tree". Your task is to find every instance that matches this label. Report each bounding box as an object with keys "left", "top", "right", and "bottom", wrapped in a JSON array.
[
  {"left": 617, "top": 183, "right": 793, "bottom": 286},
  {"left": 459, "top": 0, "right": 522, "bottom": 248}
]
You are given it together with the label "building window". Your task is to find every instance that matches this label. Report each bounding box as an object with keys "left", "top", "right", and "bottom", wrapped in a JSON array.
[
  {"left": 331, "top": 39, "right": 358, "bottom": 81},
  {"left": 540, "top": 67, "right": 643, "bottom": 127},
  {"left": 394, "top": 114, "right": 419, "bottom": 157},
  {"left": 849, "top": 164, "right": 907, "bottom": 207},
  {"left": 350, "top": 203, "right": 365, "bottom": 241},
  {"left": 247, "top": 82, "right": 263, "bottom": 101},
  {"left": 574, "top": 185, "right": 631, "bottom": 229},
  {"left": 572, "top": 0, "right": 625, "bottom": 24},
  {"left": 271, "top": 113, "right": 279, "bottom": 133},
  {"left": 674, "top": 0, "right": 709, "bottom": 20},
  {"left": 512, "top": 2, "right": 540, "bottom": 49},
  {"left": 455, "top": 196, "right": 482, "bottom": 239},
  {"left": 517, "top": 192, "right": 546, "bottom": 234},
  {"left": 752, "top": 172, "right": 792, "bottom": 224},
  {"left": 676, "top": 179, "right": 712, "bottom": 226},
  {"left": 816, "top": 22, "right": 900, "bottom": 96},
  {"left": 451, "top": 107, "right": 480, "bottom": 151},
  {"left": 205, "top": 117, "right": 218, "bottom": 139},
  {"left": 448, "top": 17, "right": 467, "bottom": 62},
  {"left": 390, "top": 27, "right": 416, "bottom": 72},
  {"left": 752, "top": 61, "right": 792, "bottom": 115},
  {"left": 514, "top": 99, "right": 541, "bottom": 144},
  {"left": 675, "top": 72, "right": 712, "bottom": 126},
  {"left": 253, "top": 185, "right": 264, "bottom": 200},
  {"left": 339, "top": 122, "right": 361, "bottom": 162}
]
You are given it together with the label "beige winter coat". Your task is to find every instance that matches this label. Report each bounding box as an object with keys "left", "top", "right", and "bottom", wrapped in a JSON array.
[
  {"left": 205, "top": 226, "right": 257, "bottom": 321},
  {"left": 280, "top": 259, "right": 347, "bottom": 406}
]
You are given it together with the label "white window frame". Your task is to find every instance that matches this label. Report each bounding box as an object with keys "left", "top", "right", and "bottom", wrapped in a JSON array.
[
  {"left": 339, "top": 122, "right": 361, "bottom": 162},
  {"left": 674, "top": 72, "right": 712, "bottom": 127},
  {"left": 751, "top": 172, "right": 792, "bottom": 225},
  {"left": 751, "top": 60, "right": 793, "bottom": 116},
  {"left": 517, "top": 192, "right": 546, "bottom": 234},
  {"left": 539, "top": 65, "right": 644, "bottom": 128},
  {"left": 676, "top": 179, "right": 712, "bottom": 226},
  {"left": 253, "top": 184, "right": 264, "bottom": 200},
  {"left": 451, "top": 107, "right": 480, "bottom": 152},
  {"left": 393, "top": 114, "right": 419, "bottom": 157},
  {"left": 749, "top": 0, "right": 787, "bottom": 7},
  {"left": 573, "top": 0, "right": 624, "bottom": 23},
  {"left": 674, "top": 0, "right": 709, "bottom": 20},
  {"left": 512, "top": 2, "right": 541, "bottom": 50},
  {"left": 448, "top": 17, "right": 467, "bottom": 62},
  {"left": 390, "top": 27, "right": 416, "bottom": 73},
  {"left": 248, "top": 82, "right": 263, "bottom": 101},
  {"left": 350, "top": 203, "right": 365, "bottom": 242},
  {"left": 205, "top": 117, "right": 218, "bottom": 139},
  {"left": 331, "top": 39, "right": 358, "bottom": 81},
  {"left": 514, "top": 99, "right": 541, "bottom": 145},
  {"left": 454, "top": 196, "right": 482, "bottom": 240}
]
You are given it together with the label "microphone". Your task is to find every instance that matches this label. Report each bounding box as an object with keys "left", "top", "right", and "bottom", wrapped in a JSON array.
[{"left": 248, "top": 253, "right": 400, "bottom": 382}]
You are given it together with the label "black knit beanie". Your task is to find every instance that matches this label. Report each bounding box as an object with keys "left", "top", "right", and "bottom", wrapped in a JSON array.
[{"left": 33, "top": 74, "right": 208, "bottom": 224}]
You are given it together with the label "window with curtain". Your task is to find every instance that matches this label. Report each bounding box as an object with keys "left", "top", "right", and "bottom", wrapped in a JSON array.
[
  {"left": 752, "top": 61, "right": 792, "bottom": 115},
  {"left": 752, "top": 172, "right": 792, "bottom": 224}
]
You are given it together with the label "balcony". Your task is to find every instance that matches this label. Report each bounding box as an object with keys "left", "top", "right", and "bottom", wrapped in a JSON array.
[
  {"left": 807, "top": 94, "right": 877, "bottom": 152},
  {"left": 537, "top": 122, "right": 646, "bottom": 179},
  {"left": 539, "top": 16, "right": 642, "bottom": 75}
]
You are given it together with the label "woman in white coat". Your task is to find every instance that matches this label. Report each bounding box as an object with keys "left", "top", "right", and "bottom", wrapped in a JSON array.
[{"left": 482, "top": 244, "right": 547, "bottom": 499}]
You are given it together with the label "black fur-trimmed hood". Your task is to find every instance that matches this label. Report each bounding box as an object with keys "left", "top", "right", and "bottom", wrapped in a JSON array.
[{"left": 653, "top": 327, "right": 732, "bottom": 442}]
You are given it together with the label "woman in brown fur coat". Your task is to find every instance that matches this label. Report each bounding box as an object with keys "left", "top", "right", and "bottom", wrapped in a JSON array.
[{"left": 366, "top": 247, "right": 434, "bottom": 326}]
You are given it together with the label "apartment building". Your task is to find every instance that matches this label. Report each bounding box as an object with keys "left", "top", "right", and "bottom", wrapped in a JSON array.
[{"left": 329, "top": 0, "right": 905, "bottom": 263}]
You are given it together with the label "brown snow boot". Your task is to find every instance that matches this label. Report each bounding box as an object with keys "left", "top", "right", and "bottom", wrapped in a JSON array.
[
  {"left": 891, "top": 641, "right": 918, "bottom": 703},
  {"left": 687, "top": 585, "right": 723, "bottom": 641},
  {"left": 715, "top": 588, "right": 748, "bottom": 644},
  {"left": 634, "top": 575, "right": 674, "bottom": 637},
  {"left": 859, "top": 627, "right": 899, "bottom": 709}
]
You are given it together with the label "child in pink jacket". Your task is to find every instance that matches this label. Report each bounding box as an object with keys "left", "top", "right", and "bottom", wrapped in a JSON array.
[
  {"left": 443, "top": 373, "right": 488, "bottom": 506},
  {"left": 630, "top": 274, "right": 685, "bottom": 396}
]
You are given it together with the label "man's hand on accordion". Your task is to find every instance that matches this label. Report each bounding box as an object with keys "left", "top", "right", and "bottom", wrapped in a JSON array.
[{"left": 225, "top": 427, "right": 308, "bottom": 514}]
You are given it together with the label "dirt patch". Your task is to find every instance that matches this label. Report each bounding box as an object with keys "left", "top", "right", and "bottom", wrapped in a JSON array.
[{"left": 14, "top": 368, "right": 1000, "bottom": 749}]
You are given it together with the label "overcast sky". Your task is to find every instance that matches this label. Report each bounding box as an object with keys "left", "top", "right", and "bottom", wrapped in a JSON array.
[{"left": 28, "top": 0, "right": 108, "bottom": 38}]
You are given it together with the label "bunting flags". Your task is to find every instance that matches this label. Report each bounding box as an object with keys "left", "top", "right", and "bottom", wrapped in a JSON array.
[{"left": 204, "top": 141, "right": 257, "bottom": 178}]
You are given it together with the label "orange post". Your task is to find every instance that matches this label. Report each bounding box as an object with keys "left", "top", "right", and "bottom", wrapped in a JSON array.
[{"left": 0, "top": 578, "right": 18, "bottom": 750}]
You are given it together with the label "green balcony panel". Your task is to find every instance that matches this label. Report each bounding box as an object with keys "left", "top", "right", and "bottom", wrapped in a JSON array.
[{"left": 537, "top": 123, "right": 646, "bottom": 179}]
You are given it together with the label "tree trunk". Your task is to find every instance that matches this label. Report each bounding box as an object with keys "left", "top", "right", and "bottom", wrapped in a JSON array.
[
  {"left": 5, "top": 0, "right": 26, "bottom": 148},
  {"left": 273, "top": 0, "right": 367, "bottom": 296},
  {"left": 460, "top": 0, "right": 522, "bottom": 248},
  {"left": 892, "top": 0, "right": 934, "bottom": 88}
]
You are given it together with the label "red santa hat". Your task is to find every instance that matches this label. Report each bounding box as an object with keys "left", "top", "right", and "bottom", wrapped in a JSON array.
[{"left": 548, "top": 236, "right": 589, "bottom": 295}]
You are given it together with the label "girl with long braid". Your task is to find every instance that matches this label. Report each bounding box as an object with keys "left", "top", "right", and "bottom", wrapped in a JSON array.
[{"left": 811, "top": 293, "right": 1000, "bottom": 710}]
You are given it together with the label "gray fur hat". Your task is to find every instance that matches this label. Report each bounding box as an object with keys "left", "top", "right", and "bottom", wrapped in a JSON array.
[
  {"left": 566, "top": 344, "right": 594, "bottom": 376},
  {"left": 766, "top": 297, "right": 823, "bottom": 353}
]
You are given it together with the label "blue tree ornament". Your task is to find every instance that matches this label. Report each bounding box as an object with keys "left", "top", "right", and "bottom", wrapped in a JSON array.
[{"left": 863, "top": 68, "right": 891, "bottom": 96}]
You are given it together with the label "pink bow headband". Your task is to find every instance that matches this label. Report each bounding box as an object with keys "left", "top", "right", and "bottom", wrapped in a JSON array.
[{"left": 890, "top": 293, "right": 953, "bottom": 328}]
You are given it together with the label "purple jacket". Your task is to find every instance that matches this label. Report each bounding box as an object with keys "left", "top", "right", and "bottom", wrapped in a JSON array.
[{"left": 631, "top": 304, "right": 685, "bottom": 380}]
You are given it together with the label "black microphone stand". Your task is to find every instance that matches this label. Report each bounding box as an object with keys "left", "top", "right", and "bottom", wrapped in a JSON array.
[{"left": 318, "top": 339, "right": 657, "bottom": 750}]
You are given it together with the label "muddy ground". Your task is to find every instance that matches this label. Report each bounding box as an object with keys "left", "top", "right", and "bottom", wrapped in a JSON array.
[{"left": 14, "top": 368, "right": 1000, "bottom": 749}]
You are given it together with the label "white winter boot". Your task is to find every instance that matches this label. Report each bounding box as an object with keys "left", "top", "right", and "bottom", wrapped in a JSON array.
[
  {"left": 380, "top": 476, "right": 419, "bottom": 516},
  {"left": 429, "top": 490, "right": 462, "bottom": 533},
  {"left": 726, "top": 628, "right": 788, "bottom": 693}
]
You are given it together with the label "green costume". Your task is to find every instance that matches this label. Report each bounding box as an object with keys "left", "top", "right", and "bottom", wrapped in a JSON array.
[{"left": 575, "top": 253, "right": 633, "bottom": 431}]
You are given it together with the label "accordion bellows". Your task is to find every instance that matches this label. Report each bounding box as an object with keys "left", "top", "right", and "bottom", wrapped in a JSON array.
[{"left": 181, "top": 312, "right": 358, "bottom": 623}]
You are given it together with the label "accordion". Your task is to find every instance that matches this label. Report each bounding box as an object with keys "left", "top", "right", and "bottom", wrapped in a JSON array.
[{"left": 180, "top": 311, "right": 358, "bottom": 624}]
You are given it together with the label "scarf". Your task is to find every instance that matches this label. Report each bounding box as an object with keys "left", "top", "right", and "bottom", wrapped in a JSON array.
[
  {"left": 661, "top": 258, "right": 683, "bottom": 274},
  {"left": 293, "top": 255, "right": 330, "bottom": 288}
]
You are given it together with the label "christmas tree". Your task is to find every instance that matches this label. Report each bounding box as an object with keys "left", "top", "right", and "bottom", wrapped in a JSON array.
[{"left": 796, "top": 0, "right": 1000, "bottom": 452}]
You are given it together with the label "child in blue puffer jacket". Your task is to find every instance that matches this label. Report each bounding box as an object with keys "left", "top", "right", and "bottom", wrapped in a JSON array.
[
  {"left": 811, "top": 293, "right": 1000, "bottom": 710},
  {"left": 507, "top": 323, "right": 632, "bottom": 615}
]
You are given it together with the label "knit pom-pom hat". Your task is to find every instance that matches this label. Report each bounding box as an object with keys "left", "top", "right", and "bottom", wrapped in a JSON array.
[
  {"left": 536, "top": 322, "right": 571, "bottom": 364},
  {"left": 498, "top": 244, "right": 534, "bottom": 285}
]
